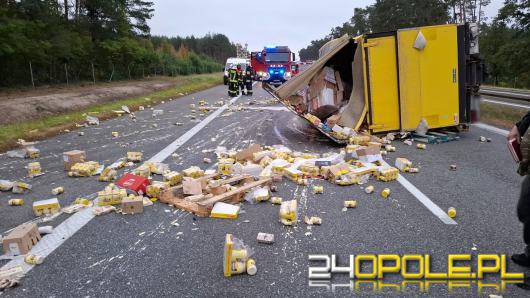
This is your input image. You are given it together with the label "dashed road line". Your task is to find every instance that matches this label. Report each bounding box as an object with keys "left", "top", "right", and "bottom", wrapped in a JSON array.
[
  {"left": 381, "top": 161, "right": 457, "bottom": 225},
  {"left": 1, "top": 86, "right": 247, "bottom": 277},
  {"left": 149, "top": 86, "right": 251, "bottom": 162}
]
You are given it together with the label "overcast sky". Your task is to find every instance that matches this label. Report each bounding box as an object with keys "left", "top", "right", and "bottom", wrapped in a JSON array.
[{"left": 148, "top": 0, "right": 504, "bottom": 56}]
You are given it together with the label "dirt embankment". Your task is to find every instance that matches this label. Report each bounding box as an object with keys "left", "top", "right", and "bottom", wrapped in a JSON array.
[{"left": 0, "top": 79, "right": 176, "bottom": 125}]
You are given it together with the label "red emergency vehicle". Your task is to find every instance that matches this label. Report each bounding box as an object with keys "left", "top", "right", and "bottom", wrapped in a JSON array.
[{"left": 250, "top": 46, "right": 299, "bottom": 85}]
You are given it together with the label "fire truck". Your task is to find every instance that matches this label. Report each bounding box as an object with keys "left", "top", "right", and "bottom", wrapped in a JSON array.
[{"left": 251, "top": 46, "right": 299, "bottom": 85}]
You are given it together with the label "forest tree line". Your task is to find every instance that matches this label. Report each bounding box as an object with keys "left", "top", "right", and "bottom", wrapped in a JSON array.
[
  {"left": 0, "top": 0, "right": 237, "bottom": 87},
  {"left": 299, "top": 0, "right": 530, "bottom": 89}
]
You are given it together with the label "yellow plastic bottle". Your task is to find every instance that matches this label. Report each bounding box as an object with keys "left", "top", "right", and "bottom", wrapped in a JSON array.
[
  {"left": 448, "top": 207, "right": 457, "bottom": 218},
  {"left": 381, "top": 188, "right": 391, "bottom": 198}
]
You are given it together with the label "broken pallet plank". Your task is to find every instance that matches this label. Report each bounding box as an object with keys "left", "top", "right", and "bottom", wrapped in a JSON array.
[
  {"left": 186, "top": 193, "right": 213, "bottom": 203},
  {"left": 198, "top": 178, "right": 272, "bottom": 207},
  {"left": 208, "top": 175, "right": 251, "bottom": 188},
  {"left": 168, "top": 198, "right": 211, "bottom": 217},
  {"left": 160, "top": 174, "right": 219, "bottom": 203}
]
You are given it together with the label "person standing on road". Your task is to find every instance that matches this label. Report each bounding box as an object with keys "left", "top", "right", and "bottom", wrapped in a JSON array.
[
  {"left": 236, "top": 64, "right": 244, "bottom": 95},
  {"left": 509, "top": 111, "right": 530, "bottom": 267},
  {"left": 228, "top": 66, "right": 239, "bottom": 97},
  {"left": 244, "top": 64, "right": 253, "bottom": 96}
]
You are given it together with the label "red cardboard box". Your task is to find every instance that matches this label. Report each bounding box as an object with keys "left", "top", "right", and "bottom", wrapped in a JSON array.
[{"left": 116, "top": 173, "right": 151, "bottom": 195}]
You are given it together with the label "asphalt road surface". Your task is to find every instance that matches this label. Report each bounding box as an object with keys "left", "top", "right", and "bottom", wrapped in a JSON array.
[{"left": 1, "top": 82, "right": 529, "bottom": 297}]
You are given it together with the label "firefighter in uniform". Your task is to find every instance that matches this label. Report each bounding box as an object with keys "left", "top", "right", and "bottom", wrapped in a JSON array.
[
  {"left": 243, "top": 65, "right": 253, "bottom": 96},
  {"left": 236, "top": 64, "right": 244, "bottom": 95},
  {"left": 227, "top": 66, "right": 238, "bottom": 97},
  {"left": 509, "top": 111, "right": 530, "bottom": 288}
]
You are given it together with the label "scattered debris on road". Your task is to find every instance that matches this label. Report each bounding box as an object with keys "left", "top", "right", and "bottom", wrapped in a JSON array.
[
  {"left": 304, "top": 216, "right": 322, "bottom": 225},
  {"left": 381, "top": 188, "right": 391, "bottom": 199},
  {"left": 224, "top": 234, "right": 255, "bottom": 277},
  {"left": 0, "top": 93, "right": 467, "bottom": 287},
  {"left": 256, "top": 232, "right": 274, "bottom": 244},
  {"left": 344, "top": 200, "right": 357, "bottom": 208},
  {"left": 448, "top": 207, "right": 457, "bottom": 218}
]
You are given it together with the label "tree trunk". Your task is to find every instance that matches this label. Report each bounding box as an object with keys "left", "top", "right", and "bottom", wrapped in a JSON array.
[
  {"left": 108, "top": 64, "right": 115, "bottom": 82},
  {"left": 75, "top": 0, "right": 79, "bottom": 20},
  {"left": 452, "top": 2, "right": 457, "bottom": 23},
  {"left": 462, "top": 0, "right": 467, "bottom": 23},
  {"left": 29, "top": 61, "right": 35, "bottom": 88},
  {"left": 65, "top": 63, "right": 69, "bottom": 86},
  {"left": 64, "top": 0, "right": 68, "bottom": 22},
  {"left": 91, "top": 62, "right": 96, "bottom": 84},
  {"left": 478, "top": 0, "right": 483, "bottom": 26}
]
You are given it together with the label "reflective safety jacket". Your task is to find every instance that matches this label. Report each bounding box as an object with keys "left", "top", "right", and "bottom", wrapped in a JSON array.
[{"left": 228, "top": 69, "right": 238, "bottom": 83}]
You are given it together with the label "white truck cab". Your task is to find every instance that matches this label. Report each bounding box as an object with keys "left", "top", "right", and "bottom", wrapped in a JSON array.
[{"left": 224, "top": 57, "right": 250, "bottom": 85}]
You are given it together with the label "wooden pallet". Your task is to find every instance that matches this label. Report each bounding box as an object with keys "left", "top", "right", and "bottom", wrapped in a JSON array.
[
  {"left": 160, "top": 175, "right": 271, "bottom": 217},
  {"left": 412, "top": 130, "right": 459, "bottom": 144}
]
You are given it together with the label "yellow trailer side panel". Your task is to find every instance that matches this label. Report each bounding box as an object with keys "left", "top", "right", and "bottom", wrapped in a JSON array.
[
  {"left": 365, "top": 36, "right": 400, "bottom": 133},
  {"left": 398, "top": 24, "right": 460, "bottom": 130}
]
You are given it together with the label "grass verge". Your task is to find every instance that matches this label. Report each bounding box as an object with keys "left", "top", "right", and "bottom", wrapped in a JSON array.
[
  {"left": 0, "top": 73, "right": 222, "bottom": 152},
  {"left": 480, "top": 101, "right": 528, "bottom": 130}
]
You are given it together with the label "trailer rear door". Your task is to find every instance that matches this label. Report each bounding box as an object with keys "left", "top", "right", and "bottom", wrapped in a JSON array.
[
  {"left": 397, "top": 24, "right": 460, "bottom": 130},
  {"left": 364, "top": 34, "right": 400, "bottom": 133}
]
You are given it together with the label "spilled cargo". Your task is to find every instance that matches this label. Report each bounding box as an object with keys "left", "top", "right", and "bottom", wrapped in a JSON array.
[{"left": 266, "top": 23, "right": 482, "bottom": 143}]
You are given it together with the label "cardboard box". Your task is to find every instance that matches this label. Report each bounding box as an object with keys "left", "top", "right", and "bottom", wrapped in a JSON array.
[
  {"left": 326, "top": 115, "right": 340, "bottom": 127},
  {"left": 2, "top": 223, "right": 41, "bottom": 255},
  {"left": 328, "top": 163, "right": 351, "bottom": 180},
  {"left": 257, "top": 232, "right": 275, "bottom": 244},
  {"left": 335, "top": 71, "right": 344, "bottom": 92},
  {"left": 210, "top": 202, "right": 240, "bottom": 219},
  {"left": 309, "top": 67, "right": 339, "bottom": 111},
  {"left": 356, "top": 146, "right": 382, "bottom": 163},
  {"left": 116, "top": 173, "right": 151, "bottom": 195},
  {"left": 63, "top": 150, "right": 86, "bottom": 171},
  {"left": 97, "top": 188, "right": 127, "bottom": 206},
  {"left": 146, "top": 181, "right": 169, "bottom": 199},
  {"left": 122, "top": 196, "right": 144, "bottom": 214},
  {"left": 33, "top": 198, "right": 61, "bottom": 216},
  {"left": 183, "top": 177, "right": 202, "bottom": 195},
  {"left": 235, "top": 144, "right": 262, "bottom": 161},
  {"left": 287, "top": 95, "right": 304, "bottom": 107}
]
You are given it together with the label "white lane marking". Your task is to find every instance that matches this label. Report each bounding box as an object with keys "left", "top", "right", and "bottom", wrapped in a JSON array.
[
  {"left": 482, "top": 98, "right": 530, "bottom": 109},
  {"left": 1, "top": 206, "right": 96, "bottom": 274},
  {"left": 149, "top": 82, "right": 255, "bottom": 163},
  {"left": 381, "top": 161, "right": 457, "bottom": 225},
  {"left": 1, "top": 84, "right": 247, "bottom": 276},
  {"left": 472, "top": 122, "right": 509, "bottom": 136}
]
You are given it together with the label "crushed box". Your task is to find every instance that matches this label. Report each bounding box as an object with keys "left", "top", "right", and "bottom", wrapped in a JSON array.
[
  {"left": 356, "top": 146, "right": 382, "bottom": 163},
  {"left": 183, "top": 177, "right": 203, "bottom": 195},
  {"left": 122, "top": 196, "right": 144, "bottom": 214},
  {"left": 235, "top": 144, "right": 262, "bottom": 161},
  {"left": 2, "top": 223, "right": 41, "bottom": 255},
  {"left": 63, "top": 150, "right": 86, "bottom": 171}
]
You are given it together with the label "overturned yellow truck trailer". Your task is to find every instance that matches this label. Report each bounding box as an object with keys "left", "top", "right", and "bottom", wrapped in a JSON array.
[{"left": 267, "top": 23, "right": 483, "bottom": 143}]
